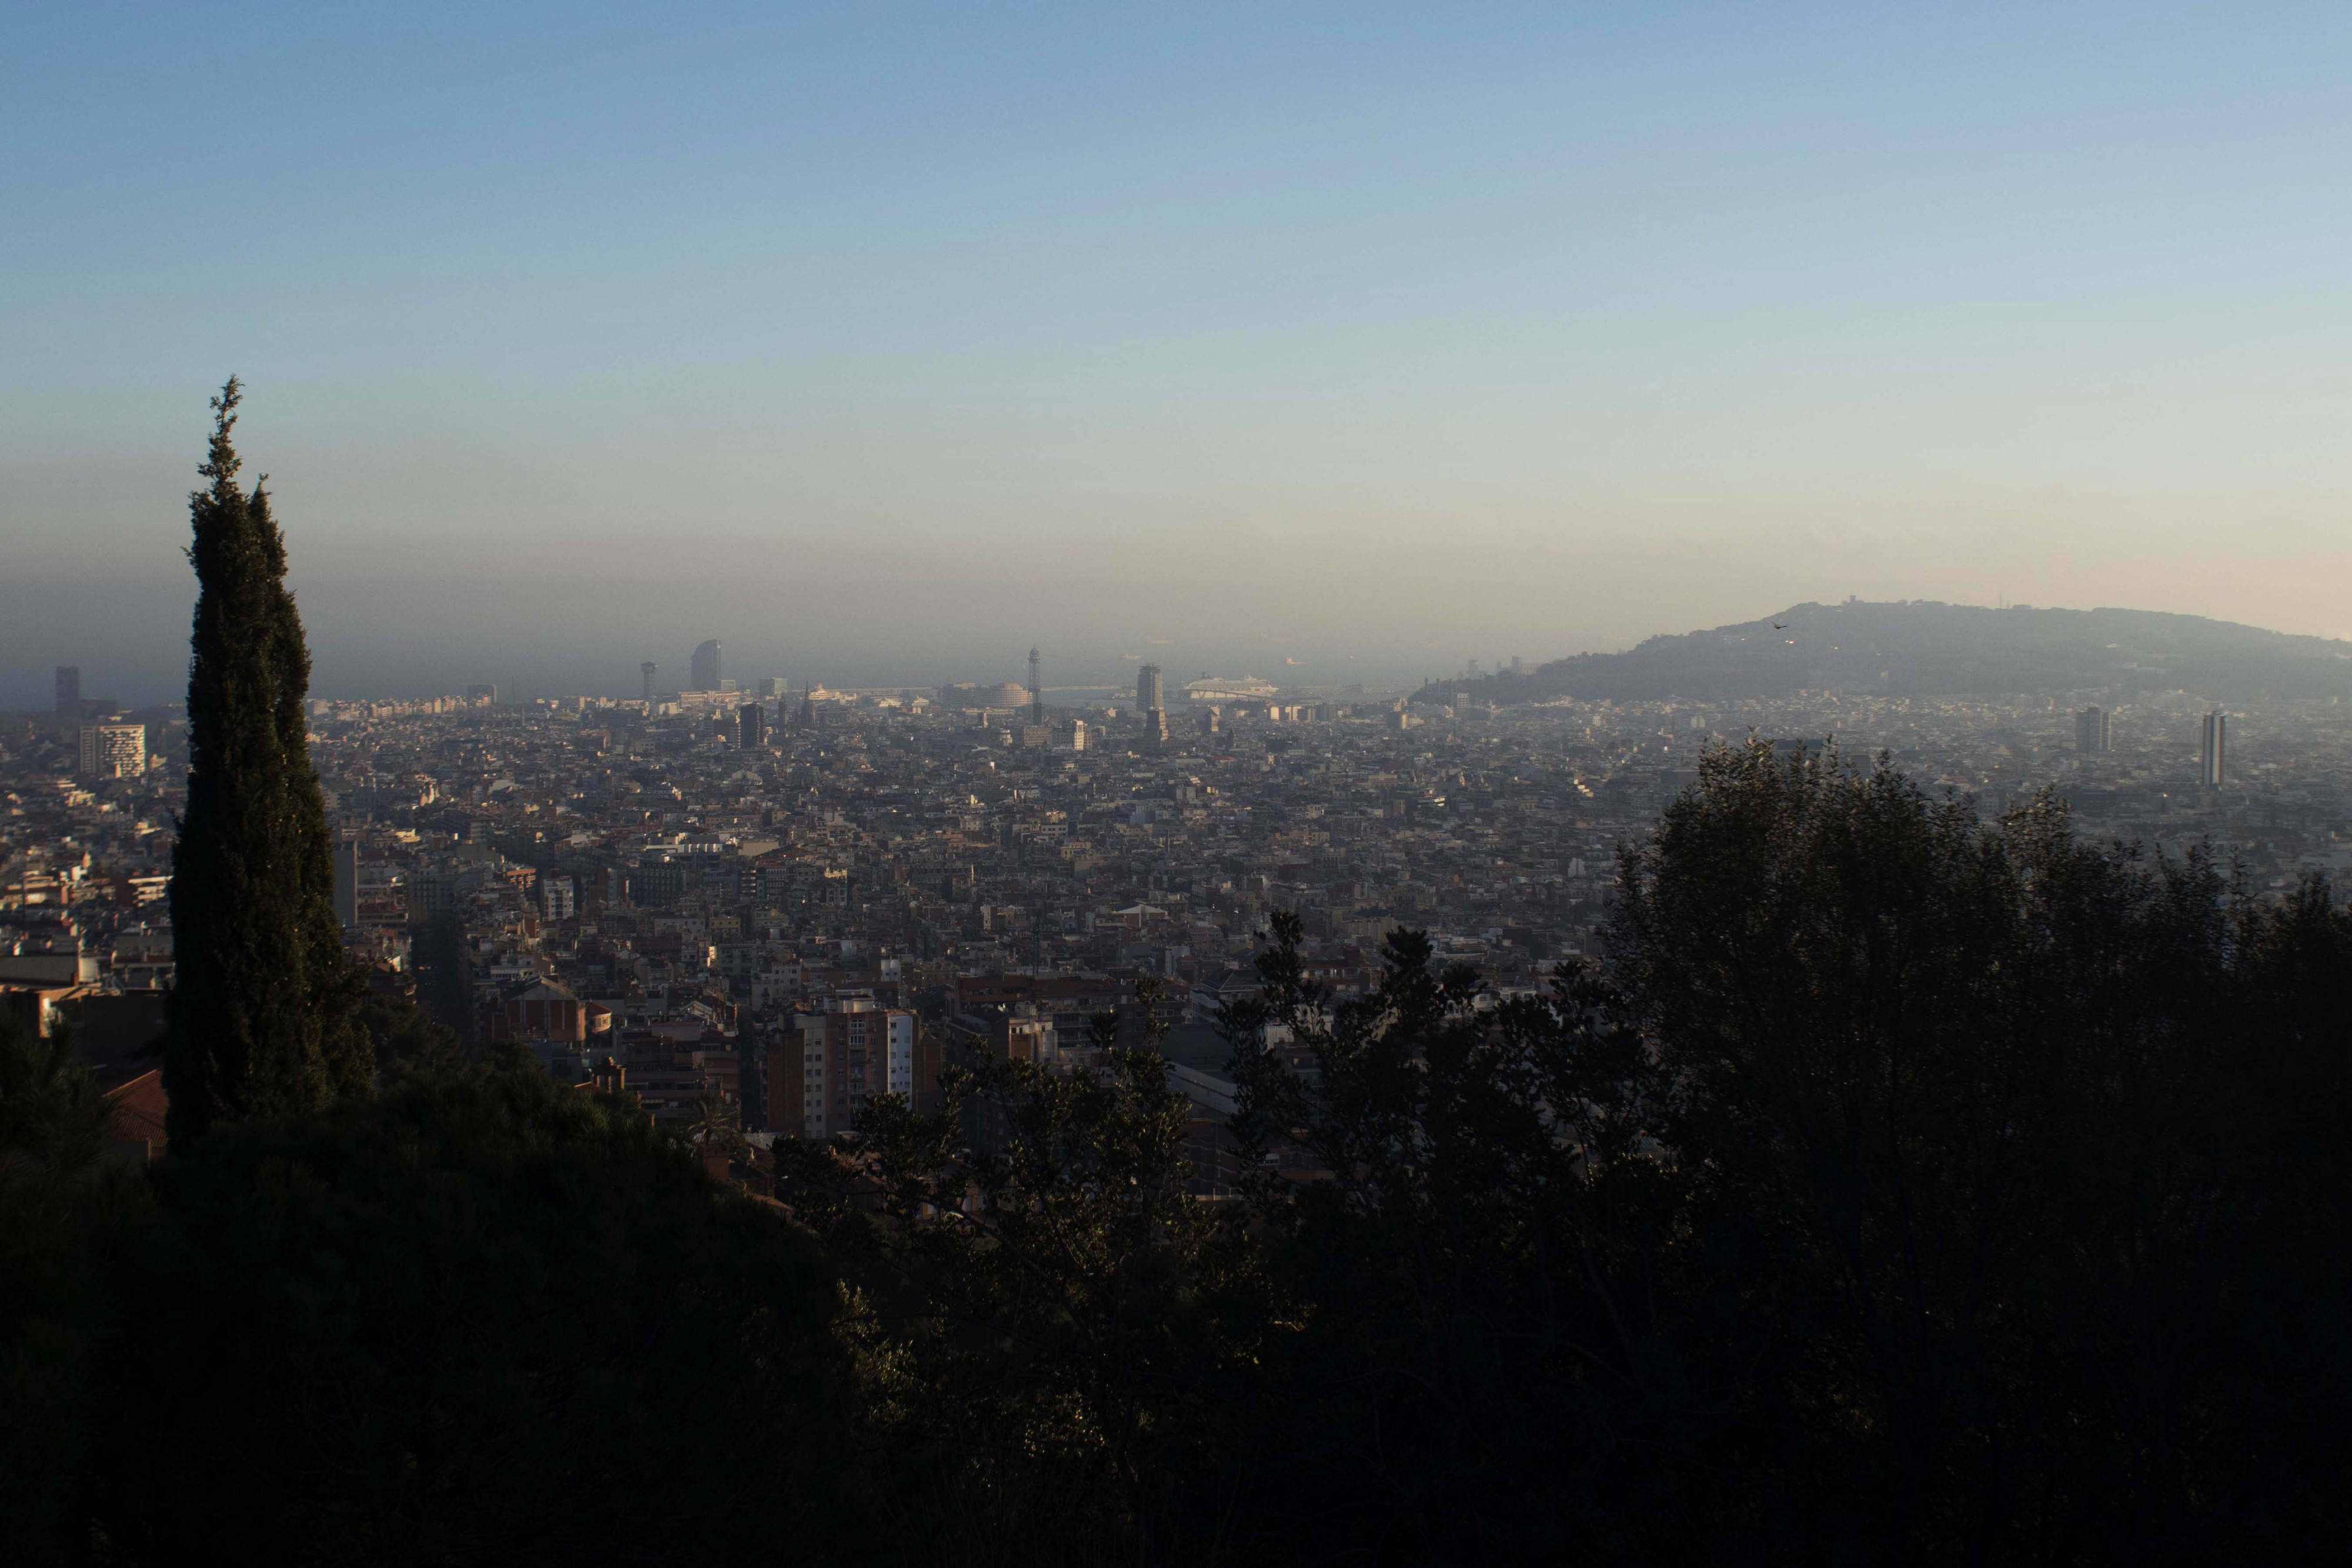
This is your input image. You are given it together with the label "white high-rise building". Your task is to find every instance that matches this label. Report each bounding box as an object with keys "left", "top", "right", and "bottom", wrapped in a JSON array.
[{"left": 77, "top": 723, "right": 145, "bottom": 780}]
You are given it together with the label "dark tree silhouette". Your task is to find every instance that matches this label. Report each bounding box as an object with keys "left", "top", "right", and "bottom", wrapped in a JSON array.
[
  {"left": 165, "top": 379, "right": 367, "bottom": 1139},
  {"left": 97, "top": 1052, "right": 858, "bottom": 1563},
  {"left": 1222, "top": 740, "right": 2352, "bottom": 1564},
  {"left": 0, "top": 1012, "right": 154, "bottom": 1566},
  {"left": 773, "top": 982, "right": 1265, "bottom": 1566}
]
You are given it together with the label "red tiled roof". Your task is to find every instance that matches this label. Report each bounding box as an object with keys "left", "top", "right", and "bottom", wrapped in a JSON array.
[{"left": 102, "top": 1068, "right": 168, "bottom": 1159}]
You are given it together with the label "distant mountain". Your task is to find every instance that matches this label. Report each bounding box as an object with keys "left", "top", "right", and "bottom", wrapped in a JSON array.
[{"left": 1425, "top": 601, "right": 2352, "bottom": 705}]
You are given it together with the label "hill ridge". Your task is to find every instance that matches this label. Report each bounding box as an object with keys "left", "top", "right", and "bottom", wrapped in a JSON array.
[{"left": 1422, "top": 599, "right": 2352, "bottom": 705}]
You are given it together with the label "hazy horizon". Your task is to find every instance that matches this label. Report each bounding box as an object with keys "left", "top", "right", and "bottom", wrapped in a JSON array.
[
  {"left": 9, "top": 4, "right": 2352, "bottom": 706},
  {"left": 12, "top": 577, "right": 2350, "bottom": 713}
]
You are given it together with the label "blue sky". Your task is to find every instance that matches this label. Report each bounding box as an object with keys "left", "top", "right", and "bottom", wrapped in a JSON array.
[{"left": 6, "top": 2, "right": 2350, "bottom": 701}]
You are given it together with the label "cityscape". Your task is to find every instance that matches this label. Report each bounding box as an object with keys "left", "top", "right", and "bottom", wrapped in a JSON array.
[
  {"left": 11, "top": 624, "right": 2350, "bottom": 1145},
  {"left": 9, "top": 4, "right": 2352, "bottom": 1562}
]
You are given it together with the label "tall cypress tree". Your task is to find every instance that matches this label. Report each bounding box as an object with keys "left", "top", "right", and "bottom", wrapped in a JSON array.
[
  {"left": 256, "top": 479, "right": 371, "bottom": 1102},
  {"left": 165, "top": 380, "right": 369, "bottom": 1141}
]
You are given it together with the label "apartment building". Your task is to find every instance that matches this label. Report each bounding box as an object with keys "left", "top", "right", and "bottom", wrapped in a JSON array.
[{"left": 771, "top": 992, "right": 934, "bottom": 1139}]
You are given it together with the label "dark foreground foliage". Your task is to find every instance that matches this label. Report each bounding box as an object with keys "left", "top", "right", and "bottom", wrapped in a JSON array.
[
  {"left": 1222, "top": 744, "right": 2352, "bottom": 1564},
  {"left": 773, "top": 988, "right": 1271, "bottom": 1567},
  {"left": 2, "top": 1045, "right": 857, "bottom": 1567},
  {"left": 6, "top": 743, "right": 2350, "bottom": 1566},
  {"left": 0, "top": 1014, "right": 153, "bottom": 1563}
]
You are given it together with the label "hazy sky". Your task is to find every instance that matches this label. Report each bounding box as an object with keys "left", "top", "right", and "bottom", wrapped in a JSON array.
[{"left": 6, "top": 2, "right": 2350, "bottom": 705}]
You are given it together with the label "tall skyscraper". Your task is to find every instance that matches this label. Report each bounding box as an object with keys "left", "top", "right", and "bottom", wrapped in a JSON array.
[
  {"left": 691, "top": 639, "right": 723, "bottom": 692},
  {"left": 77, "top": 723, "right": 145, "bottom": 780},
  {"left": 641, "top": 661, "right": 658, "bottom": 701},
  {"left": 55, "top": 666, "right": 80, "bottom": 716},
  {"left": 1028, "top": 647, "right": 1043, "bottom": 727},
  {"left": 2200, "top": 711, "right": 2226, "bottom": 789},
  {"left": 739, "top": 701, "right": 766, "bottom": 749},
  {"left": 2074, "top": 706, "right": 2112, "bottom": 754},
  {"left": 1137, "top": 661, "right": 1166, "bottom": 751},
  {"left": 467, "top": 683, "right": 497, "bottom": 704}
]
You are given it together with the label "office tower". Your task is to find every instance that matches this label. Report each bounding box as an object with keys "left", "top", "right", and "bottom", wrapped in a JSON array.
[
  {"left": 1135, "top": 662, "right": 1167, "bottom": 751},
  {"left": 467, "top": 683, "right": 497, "bottom": 704},
  {"left": 1028, "top": 647, "right": 1043, "bottom": 726},
  {"left": 739, "top": 701, "right": 766, "bottom": 749},
  {"left": 756, "top": 677, "right": 784, "bottom": 698},
  {"left": 799, "top": 684, "right": 817, "bottom": 727},
  {"left": 55, "top": 666, "right": 81, "bottom": 716},
  {"left": 2200, "top": 711, "right": 2226, "bottom": 788},
  {"left": 640, "top": 661, "right": 658, "bottom": 701},
  {"left": 2074, "top": 706, "right": 2112, "bottom": 754},
  {"left": 76, "top": 723, "right": 145, "bottom": 780},
  {"left": 1199, "top": 707, "right": 1221, "bottom": 735},
  {"left": 690, "top": 639, "right": 723, "bottom": 692}
]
